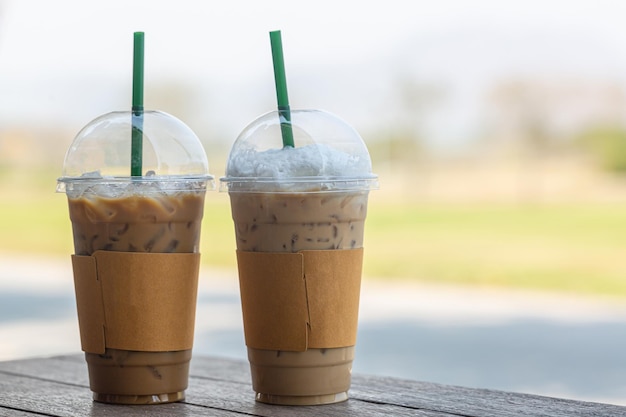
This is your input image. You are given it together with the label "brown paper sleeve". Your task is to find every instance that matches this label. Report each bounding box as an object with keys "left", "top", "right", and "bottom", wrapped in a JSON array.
[
  {"left": 71, "top": 255, "right": 105, "bottom": 353},
  {"left": 236, "top": 248, "right": 363, "bottom": 352},
  {"left": 71, "top": 251, "right": 200, "bottom": 354}
]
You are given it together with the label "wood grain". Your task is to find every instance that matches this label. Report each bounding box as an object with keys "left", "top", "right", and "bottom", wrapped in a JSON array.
[{"left": 1, "top": 354, "right": 624, "bottom": 416}]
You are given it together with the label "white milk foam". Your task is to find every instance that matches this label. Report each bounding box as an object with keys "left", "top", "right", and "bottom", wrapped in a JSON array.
[{"left": 226, "top": 144, "right": 372, "bottom": 180}]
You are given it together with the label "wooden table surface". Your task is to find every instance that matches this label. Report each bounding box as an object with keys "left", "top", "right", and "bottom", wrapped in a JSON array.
[{"left": 1, "top": 354, "right": 625, "bottom": 416}]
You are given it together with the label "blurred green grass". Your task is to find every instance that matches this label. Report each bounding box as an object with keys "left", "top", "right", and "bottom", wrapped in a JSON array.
[
  {"left": 364, "top": 197, "right": 626, "bottom": 296},
  {"left": 2, "top": 170, "right": 626, "bottom": 297}
]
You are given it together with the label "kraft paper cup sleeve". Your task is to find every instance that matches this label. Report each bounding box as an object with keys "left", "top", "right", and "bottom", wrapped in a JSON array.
[
  {"left": 71, "top": 251, "right": 200, "bottom": 354},
  {"left": 237, "top": 248, "right": 363, "bottom": 351}
]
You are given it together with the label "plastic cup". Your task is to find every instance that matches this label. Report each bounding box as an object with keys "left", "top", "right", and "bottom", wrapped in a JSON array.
[
  {"left": 220, "top": 109, "right": 378, "bottom": 405},
  {"left": 57, "top": 110, "right": 214, "bottom": 404}
]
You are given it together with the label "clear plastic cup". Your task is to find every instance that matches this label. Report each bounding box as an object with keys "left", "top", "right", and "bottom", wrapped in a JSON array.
[
  {"left": 57, "top": 110, "right": 214, "bottom": 404},
  {"left": 221, "top": 109, "right": 378, "bottom": 405}
]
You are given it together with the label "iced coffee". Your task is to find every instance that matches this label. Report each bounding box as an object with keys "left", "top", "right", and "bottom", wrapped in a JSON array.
[
  {"left": 221, "top": 109, "right": 378, "bottom": 405},
  {"left": 230, "top": 190, "right": 368, "bottom": 404},
  {"left": 67, "top": 189, "right": 205, "bottom": 404},
  {"left": 68, "top": 191, "right": 205, "bottom": 256},
  {"left": 229, "top": 191, "right": 368, "bottom": 252},
  {"left": 58, "top": 110, "right": 213, "bottom": 404}
]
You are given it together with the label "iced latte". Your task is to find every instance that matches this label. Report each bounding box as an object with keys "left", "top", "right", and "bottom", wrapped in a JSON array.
[
  {"left": 67, "top": 190, "right": 205, "bottom": 404},
  {"left": 230, "top": 190, "right": 368, "bottom": 404},
  {"left": 58, "top": 110, "right": 213, "bottom": 404},
  {"left": 222, "top": 109, "right": 378, "bottom": 405}
]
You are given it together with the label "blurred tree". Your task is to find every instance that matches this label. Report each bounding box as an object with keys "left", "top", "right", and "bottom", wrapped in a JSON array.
[
  {"left": 483, "top": 78, "right": 626, "bottom": 157},
  {"left": 370, "top": 75, "right": 445, "bottom": 166},
  {"left": 367, "top": 130, "right": 424, "bottom": 166},
  {"left": 577, "top": 125, "right": 626, "bottom": 173},
  {"left": 484, "top": 80, "right": 553, "bottom": 156},
  {"left": 394, "top": 74, "right": 445, "bottom": 144}
]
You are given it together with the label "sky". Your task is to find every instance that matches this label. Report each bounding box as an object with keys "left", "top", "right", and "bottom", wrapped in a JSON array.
[{"left": 3, "top": 0, "right": 626, "bottom": 152}]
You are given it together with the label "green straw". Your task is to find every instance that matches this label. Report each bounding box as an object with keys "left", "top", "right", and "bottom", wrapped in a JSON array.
[
  {"left": 131, "top": 31, "right": 144, "bottom": 177},
  {"left": 269, "top": 30, "right": 295, "bottom": 148}
]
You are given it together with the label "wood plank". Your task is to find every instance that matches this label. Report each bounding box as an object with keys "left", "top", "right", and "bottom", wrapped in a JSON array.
[
  {"left": 2, "top": 354, "right": 626, "bottom": 417},
  {"left": 0, "top": 372, "right": 245, "bottom": 417},
  {"left": 185, "top": 356, "right": 451, "bottom": 416},
  {"left": 0, "top": 355, "right": 450, "bottom": 416},
  {"left": 186, "top": 375, "right": 446, "bottom": 417},
  {"left": 0, "top": 408, "right": 42, "bottom": 417},
  {"left": 0, "top": 354, "right": 88, "bottom": 386},
  {"left": 186, "top": 356, "right": 626, "bottom": 417},
  {"left": 188, "top": 356, "right": 626, "bottom": 417},
  {"left": 190, "top": 354, "right": 250, "bottom": 383},
  {"left": 350, "top": 374, "right": 626, "bottom": 417}
]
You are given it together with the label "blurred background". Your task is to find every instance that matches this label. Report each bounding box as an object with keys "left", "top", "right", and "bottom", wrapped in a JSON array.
[{"left": 2, "top": 0, "right": 626, "bottom": 406}]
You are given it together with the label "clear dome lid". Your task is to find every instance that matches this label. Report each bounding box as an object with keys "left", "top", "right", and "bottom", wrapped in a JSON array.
[
  {"left": 57, "top": 110, "right": 214, "bottom": 194},
  {"left": 220, "top": 109, "right": 378, "bottom": 192}
]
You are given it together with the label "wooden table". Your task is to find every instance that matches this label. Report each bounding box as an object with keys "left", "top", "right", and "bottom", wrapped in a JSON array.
[{"left": 1, "top": 354, "right": 624, "bottom": 416}]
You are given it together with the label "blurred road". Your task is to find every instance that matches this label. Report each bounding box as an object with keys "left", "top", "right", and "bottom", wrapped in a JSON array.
[{"left": 1, "top": 253, "right": 626, "bottom": 406}]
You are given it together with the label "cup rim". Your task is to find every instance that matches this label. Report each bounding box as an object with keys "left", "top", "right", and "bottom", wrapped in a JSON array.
[
  {"left": 56, "top": 174, "right": 215, "bottom": 194},
  {"left": 219, "top": 174, "right": 378, "bottom": 193},
  {"left": 57, "top": 174, "right": 215, "bottom": 183}
]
